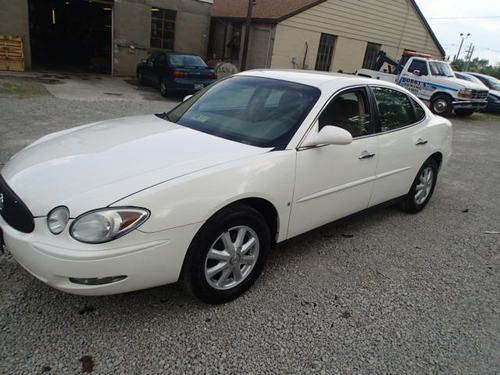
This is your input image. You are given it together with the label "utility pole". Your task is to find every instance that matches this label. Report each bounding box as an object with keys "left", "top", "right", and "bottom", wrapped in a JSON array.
[
  {"left": 454, "top": 33, "right": 470, "bottom": 62},
  {"left": 464, "top": 44, "right": 475, "bottom": 71},
  {"left": 240, "top": 0, "right": 255, "bottom": 71}
]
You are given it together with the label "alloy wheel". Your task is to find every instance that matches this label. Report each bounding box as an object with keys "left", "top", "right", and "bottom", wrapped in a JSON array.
[
  {"left": 415, "top": 166, "right": 434, "bottom": 205},
  {"left": 204, "top": 226, "right": 260, "bottom": 290}
]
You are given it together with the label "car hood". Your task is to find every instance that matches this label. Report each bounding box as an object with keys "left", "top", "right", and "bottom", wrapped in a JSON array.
[
  {"left": 437, "top": 77, "right": 488, "bottom": 91},
  {"left": 1, "top": 115, "right": 271, "bottom": 216}
]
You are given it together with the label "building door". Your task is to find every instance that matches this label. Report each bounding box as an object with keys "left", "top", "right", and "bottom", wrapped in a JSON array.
[
  {"left": 315, "top": 33, "right": 336, "bottom": 72},
  {"left": 28, "top": 0, "right": 113, "bottom": 73}
]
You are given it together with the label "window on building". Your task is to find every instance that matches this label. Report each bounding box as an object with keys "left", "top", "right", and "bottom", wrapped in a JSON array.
[
  {"left": 315, "top": 33, "right": 336, "bottom": 72},
  {"left": 362, "top": 42, "right": 381, "bottom": 69},
  {"left": 407, "top": 59, "right": 428, "bottom": 76},
  {"left": 372, "top": 87, "right": 417, "bottom": 132},
  {"left": 150, "top": 8, "right": 176, "bottom": 50}
]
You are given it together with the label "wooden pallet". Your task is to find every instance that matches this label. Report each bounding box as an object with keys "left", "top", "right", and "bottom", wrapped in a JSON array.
[{"left": 0, "top": 35, "right": 25, "bottom": 72}]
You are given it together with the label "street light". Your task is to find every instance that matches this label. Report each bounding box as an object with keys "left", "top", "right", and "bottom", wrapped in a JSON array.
[{"left": 455, "top": 33, "right": 470, "bottom": 61}]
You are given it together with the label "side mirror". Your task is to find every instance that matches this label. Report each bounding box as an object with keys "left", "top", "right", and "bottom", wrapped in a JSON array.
[
  {"left": 413, "top": 69, "right": 421, "bottom": 76},
  {"left": 183, "top": 94, "right": 193, "bottom": 102},
  {"left": 301, "top": 126, "right": 353, "bottom": 148}
]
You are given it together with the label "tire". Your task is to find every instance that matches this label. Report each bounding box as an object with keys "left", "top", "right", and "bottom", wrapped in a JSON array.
[
  {"left": 137, "top": 71, "right": 144, "bottom": 85},
  {"left": 160, "top": 79, "right": 169, "bottom": 97},
  {"left": 455, "top": 109, "right": 475, "bottom": 117},
  {"left": 181, "top": 204, "right": 271, "bottom": 304},
  {"left": 430, "top": 94, "right": 453, "bottom": 117},
  {"left": 401, "top": 158, "right": 438, "bottom": 214}
]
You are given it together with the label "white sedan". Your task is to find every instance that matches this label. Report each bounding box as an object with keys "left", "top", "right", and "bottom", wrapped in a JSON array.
[{"left": 0, "top": 70, "right": 452, "bottom": 304}]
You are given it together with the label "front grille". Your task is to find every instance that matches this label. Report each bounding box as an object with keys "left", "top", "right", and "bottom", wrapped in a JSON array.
[
  {"left": 0, "top": 175, "right": 35, "bottom": 233},
  {"left": 471, "top": 90, "right": 488, "bottom": 100}
]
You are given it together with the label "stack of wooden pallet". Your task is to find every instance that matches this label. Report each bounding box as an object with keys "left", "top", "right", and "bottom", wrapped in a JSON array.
[{"left": 0, "top": 35, "right": 25, "bottom": 72}]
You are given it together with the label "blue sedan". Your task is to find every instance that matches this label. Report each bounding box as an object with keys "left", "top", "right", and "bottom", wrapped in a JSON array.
[{"left": 137, "top": 52, "right": 217, "bottom": 97}]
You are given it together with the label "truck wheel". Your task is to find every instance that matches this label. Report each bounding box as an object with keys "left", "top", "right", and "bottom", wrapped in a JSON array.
[
  {"left": 455, "top": 109, "right": 475, "bottom": 117},
  {"left": 431, "top": 94, "right": 453, "bottom": 117}
]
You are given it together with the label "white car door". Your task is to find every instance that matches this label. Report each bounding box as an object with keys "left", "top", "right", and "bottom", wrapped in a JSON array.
[
  {"left": 368, "top": 86, "right": 431, "bottom": 206},
  {"left": 288, "top": 87, "right": 379, "bottom": 238}
]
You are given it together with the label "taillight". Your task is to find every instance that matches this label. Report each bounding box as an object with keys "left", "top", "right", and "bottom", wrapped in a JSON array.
[
  {"left": 209, "top": 72, "right": 218, "bottom": 80},
  {"left": 171, "top": 71, "right": 188, "bottom": 78}
]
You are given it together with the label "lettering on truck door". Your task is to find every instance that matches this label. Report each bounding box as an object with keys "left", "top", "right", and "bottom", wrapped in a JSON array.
[{"left": 398, "top": 59, "right": 432, "bottom": 100}]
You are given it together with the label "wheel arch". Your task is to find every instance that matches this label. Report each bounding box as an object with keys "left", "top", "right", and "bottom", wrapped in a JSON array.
[
  {"left": 427, "top": 151, "right": 443, "bottom": 170},
  {"left": 212, "top": 197, "right": 280, "bottom": 245},
  {"left": 430, "top": 91, "right": 453, "bottom": 102}
]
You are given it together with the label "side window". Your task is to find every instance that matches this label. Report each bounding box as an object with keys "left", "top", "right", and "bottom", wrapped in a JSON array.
[
  {"left": 407, "top": 59, "right": 428, "bottom": 76},
  {"left": 410, "top": 97, "right": 426, "bottom": 121},
  {"left": 154, "top": 53, "right": 166, "bottom": 66},
  {"left": 373, "top": 87, "right": 416, "bottom": 132},
  {"left": 318, "top": 89, "right": 371, "bottom": 138}
]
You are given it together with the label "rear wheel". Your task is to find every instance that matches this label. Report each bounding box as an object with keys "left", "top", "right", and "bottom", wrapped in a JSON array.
[
  {"left": 401, "top": 159, "right": 438, "bottom": 213},
  {"left": 137, "top": 71, "right": 144, "bottom": 85},
  {"left": 455, "top": 108, "right": 475, "bottom": 117},
  {"left": 181, "top": 205, "right": 270, "bottom": 304},
  {"left": 160, "top": 79, "right": 169, "bottom": 97},
  {"left": 430, "top": 94, "right": 453, "bottom": 117}
]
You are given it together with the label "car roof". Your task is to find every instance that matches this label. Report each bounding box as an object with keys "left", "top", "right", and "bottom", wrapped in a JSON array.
[
  {"left": 466, "top": 72, "right": 498, "bottom": 81},
  {"left": 238, "top": 69, "right": 397, "bottom": 91}
]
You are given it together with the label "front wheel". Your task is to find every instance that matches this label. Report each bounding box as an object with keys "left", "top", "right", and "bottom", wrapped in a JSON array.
[
  {"left": 430, "top": 94, "right": 453, "bottom": 117},
  {"left": 181, "top": 205, "right": 270, "bottom": 304},
  {"left": 401, "top": 159, "right": 438, "bottom": 213},
  {"left": 455, "top": 108, "right": 475, "bottom": 117}
]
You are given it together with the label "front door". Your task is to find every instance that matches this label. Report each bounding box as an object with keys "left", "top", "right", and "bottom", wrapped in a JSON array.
[{"left": 288, "top": 87, "right": 378, "bottom": 238}]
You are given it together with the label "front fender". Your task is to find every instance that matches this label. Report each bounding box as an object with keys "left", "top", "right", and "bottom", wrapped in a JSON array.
[{"left": 113, "top": 151, "right": 297, "bottom": 242}]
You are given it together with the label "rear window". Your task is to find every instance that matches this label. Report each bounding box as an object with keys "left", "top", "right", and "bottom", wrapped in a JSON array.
[{"left": 169, "top": 54, "right": 207, "bottom": 68}]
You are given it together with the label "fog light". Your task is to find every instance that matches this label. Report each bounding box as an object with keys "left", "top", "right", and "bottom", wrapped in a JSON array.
[{"left": 69, "top": 275, "right": 127, "bottom": 285}]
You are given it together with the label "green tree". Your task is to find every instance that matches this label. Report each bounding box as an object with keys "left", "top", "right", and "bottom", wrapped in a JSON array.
[{"left": 451, "top": 58, "right": 500, "bottom": 79}]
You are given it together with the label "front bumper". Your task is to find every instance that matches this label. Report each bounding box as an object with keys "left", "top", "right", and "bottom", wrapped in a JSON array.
[
  {"left": 485, "top": 101, "right": 500, "bottom": 113},
  {"left": 170, "top": 78, "right": 216, "bottom": 92},
  {"left": 1, "top": 216, "right": 202, "bottom": 295},
  {"left": 452, "top": 99, "right": 488, "bottom": 110}
]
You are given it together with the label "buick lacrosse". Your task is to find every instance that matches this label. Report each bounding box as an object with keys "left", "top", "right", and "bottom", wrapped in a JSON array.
[{"left": 0, "top": 70, "right": 452, "bottom": 304}]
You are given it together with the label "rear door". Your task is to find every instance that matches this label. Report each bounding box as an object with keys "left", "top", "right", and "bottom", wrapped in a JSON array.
[
  {"left": 288, "top": 87, "right": 379, "bottom": 238},
  {"left": 368, "top": 86, "right": 430, "bottom": 206}
]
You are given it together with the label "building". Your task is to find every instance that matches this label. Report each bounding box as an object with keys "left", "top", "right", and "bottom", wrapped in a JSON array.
[
  {"left": 0, "top": 0, "right": 213, "bottom": 75},
  {"left": 209, "top": 0, "right": 445, "bottom": 73}
]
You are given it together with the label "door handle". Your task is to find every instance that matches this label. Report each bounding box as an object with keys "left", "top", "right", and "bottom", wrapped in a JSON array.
[
  {"left": 416, "top": 138, "right": 428, "bottom": 146},
  {"left": 359, "top": 151, "right": 375, "bottom": 160}
]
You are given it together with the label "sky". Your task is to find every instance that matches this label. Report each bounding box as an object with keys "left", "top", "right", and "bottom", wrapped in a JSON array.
[{"left": 415, "top": 0, "right": 500, "bottom": 64}]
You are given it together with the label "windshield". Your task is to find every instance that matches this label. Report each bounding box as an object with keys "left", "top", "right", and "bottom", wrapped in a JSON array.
[
  {"left": 429, "top": 62, "right": 454, "bottom": 77},
  {"left": 165, "top": 76, "right": 321, "bottom": 148},
  {"left": 169, "top": 54, "right": 207, "bottom": 68},
  {"left": 485, "top": 77, "right": 500, "bottom": 90}
]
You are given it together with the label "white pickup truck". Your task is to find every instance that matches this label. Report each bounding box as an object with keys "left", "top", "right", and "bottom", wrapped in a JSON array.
[{"left": 357, "top": 53, "right": 488, "bottom": 117}]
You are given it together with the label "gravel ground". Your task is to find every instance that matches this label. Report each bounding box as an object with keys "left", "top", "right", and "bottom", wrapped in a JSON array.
[{"left": 0, "top": 78, "right": 499, "bottom": 374}]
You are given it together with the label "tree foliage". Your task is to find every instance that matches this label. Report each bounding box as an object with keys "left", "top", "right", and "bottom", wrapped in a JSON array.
[{"left": 451, "top": 58, "right": 500, "bottom": 79}]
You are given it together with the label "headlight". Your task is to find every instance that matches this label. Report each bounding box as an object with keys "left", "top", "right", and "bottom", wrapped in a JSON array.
[
  {"left": 458, "top": 89, "right": 473, "bottom": 98},
  {"left": 70, "top": 207, "right": 149, "bottom": 244},
  {"left": 47, "top": 206, "right": 70, "bottom": 235}
]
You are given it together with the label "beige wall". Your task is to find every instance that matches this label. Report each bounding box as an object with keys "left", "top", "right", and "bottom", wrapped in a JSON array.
[
  {"left": 271, "top": 0, "right": 443, "bottom": 72},
  {"left": 0, "top": 0, "right": 31, "bottom": 69},
  {"left": 114, "top": 0, "right": 212, "bottom": 75},
  {"left": 330, "top": 37, "right": 366, "bottom": 73},
  {"left": 271, "top": 24, "right": 320, "bottom": 70}
]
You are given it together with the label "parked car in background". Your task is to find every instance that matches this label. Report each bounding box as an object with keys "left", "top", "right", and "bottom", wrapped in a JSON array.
[
  {"left": 464, "top": 72, "right": 500, "bottom": 113},
  {"left": 0, "top": 71, "right": 452, "bottom": 304},
  {"left": 137, "top": 52, "right": 217, "bottom": 97},
  {"left": 357, "top": 51, "right": 488, "bottom": 117}
]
